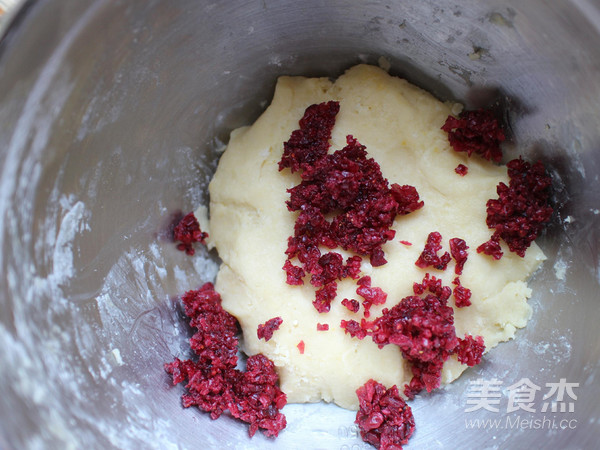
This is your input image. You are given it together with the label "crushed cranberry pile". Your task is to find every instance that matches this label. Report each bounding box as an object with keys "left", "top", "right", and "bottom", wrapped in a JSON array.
[
  {"left": 343, "top": 272, "right": 484, "bottom": 400},
  {"left": 442, "top": 109, "right": 553, "bottom": 260},
  {"left": 173, "top": 212, "right": 208, "bottom": 255},
  {"left": 477, "top": 157, "right": 553, "bottom": 259},
  {"left": 441, "top": 109, "right": 505, "bottom": 163},
  {"left": 164, "top": 283, "right": 287, "bottom": 438},
  {"left": 415, "top": 231, "right": 452, "bottom": 271},
  {"left": 279, "top": 101, "right": 423, "bottom": 314},
  {"left": 356, "top": 380, "right": 415, "bottom": 449}
]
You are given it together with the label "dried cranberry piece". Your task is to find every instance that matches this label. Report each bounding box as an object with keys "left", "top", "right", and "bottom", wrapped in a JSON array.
[
  {"left": 342, "top": 298, "right": 361, "bottom": 313},
  {"left": 310, "top": 252, "right": 345, "bottom": 287},
  {"left": 313, "top": 282, "right": 337, "bottom": 313},
  {"left": 415, "top": 231, "right": 452, "bottom": 271},
  {"left": 476, "top": 236, "right": 503, "bottom": 260},
  {"left": 164, "top": 283, "right": 287, "bottom": 438},
  {"left": 356, "top": 276, "right": 387, "bottom": 318},
  {"left": 257, "top": 317, "right": 283, "bottom": 341},
  {"left": 355, "top": 379, "right": 415, "bottom": 450},
  {"left": 452, "top": 278, "right": 472, "bottom": 308},
  {"left": 317, "top": 323, "right": 329, "bottom": 331},
  {"left": 297, "top": 340, "right": 305, "bottom": 354},
  {"left": 441, "top": 109, "right": 505, "bottom": 162},
  {"left": 481, "top": 157, "right": 553, "bottom": 258},
  {"left": 449, "top": 238, "right": 469, "bottom": 275},
  {"left": 365, "top": 276, "right": 465, "bottom": 398},
  {"left": 282, "top": 260, "right": 305, "bottom": 285},
  {"left": 345, "top": 255, "right": 363, "bottom": 280},
  {"left": 173, "top": 212, "right": 208, "bottom": 256},
  {"left": 453, "top": 285, "right": 472, "bottom": 308},
  {"left": 412, "top": 273, "right": 451, "bottom": 302},
  {"left": 340, "top": 319, "right": 368, "bottom": 340},
  {"left": 338, "top": 273, "right": 485, "bottom": 399},
  {"left": 182, "top": 284, "right": 239, "bottom": 370},
  {"left": 323, "top": 136, "right": 406, "bottom": 261},
  {"left": 455, "top": 164, "right": 468, "bottom": 176},
  {"left": 390, "top": 184, "right": 424, "bottom": 215},
  {"left": 452, "top": 277, "right": 471, "bottom": 308},
  {"left": 403, "top": 373, "right": 426, "bottom": 400},
  {"left": 456, "top": 335, "right": 485, "bottom": 366},
  {"left": 404, "top": 357, "right": 449, "bottom": 399}
]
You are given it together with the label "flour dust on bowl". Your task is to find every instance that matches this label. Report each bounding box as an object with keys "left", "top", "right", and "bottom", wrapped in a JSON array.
[{"left": 0, "top": 1, "right": 599, "bottom": 449}]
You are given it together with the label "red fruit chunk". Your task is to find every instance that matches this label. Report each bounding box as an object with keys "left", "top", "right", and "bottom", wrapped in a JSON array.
[
  {"left": 164, "top": 283, "right": 287, "bottom": 438},
  {"left": 340, "top": 319, "right": 368, "bottom": 340},
  {"left": 456, "top": 335, "right": 485, "bottom": 366},
  {"left": 317, "top": 323, "right": 329, "bottom": 331},
  {"left": 404, "top": 358, "right": 446, "bottom": 399},
  {"left": 455, "top": 164, "right": 468, "bottom": 176},
  {"left": 449, "top": 238, "right": 469, "bottom": 275},
  {"left": 441, "top": 109, "right": 506, "bottom": 162},
  {"left": 415, "top": 231, "right": 452, "bottom": 271},
  {"left": 356, "top": 276, "right": 388, "bottom": 318},
  {"left": 370, "top": 292, "right": 456, "bottom": 398},
  {"left": 453, "top": 284, "right": 472, "bottom": 308},
  {"left": 371, "top": 275, "right": 481, "bottom": 398},
  {"left": 279, "top": 101, "right": 339, "bottom": 173},
  {"left": 412, "top": 273, "right": 451, "bottom": 302},
  {"left": 345, "top": 255, "right": 363, "bottom": 280},
  {"left": 355, "top": 379, "right": 415, "bottom": 450},
  {"left": 318, "top": 136, "right": 417, "bottom": 263},
  {"left": 257, "top": 317, "right": 283, "bottom": 341},
  {"left": 313, "top": 282, "right": 337, "bottom": 313},
  {"left": 173, "top": 212, "right": 208, "bottom": 256},
  {"left": 282, "top": 260, "right": 305, "bottom": 285},
  {"left": 310, "top": 252, "right": 345, "bottom": 287},
  {"left": 342, "top": 298, "right": 361, "bottom": 313},
  {"left": 297, "top": 340, "right": 305, "bottom": 354},
  {"left": 399, "top": 240, "right": 412, "bottom": 246},
  {"left": 476, "top": 236, "right": 503, "bottom": 260},
  {"left": 481, "top": 157, "right": 553, "bottom": 258},
  {"left": 390, "top": 184, "right": 424, "bottom": 215}
]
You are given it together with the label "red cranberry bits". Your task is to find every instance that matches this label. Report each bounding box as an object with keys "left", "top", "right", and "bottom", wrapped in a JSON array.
[
  {"left": 478, "top": 157, "right": 553, "bottom": 258},
  {"left": 441, "top": 109, "right": 553, "bottom": 259},
  {"left": 415, "top": 231, "right": 452, "bottom": 271},
  {"left": 356, "top": 379, "right": 415, "bottom": 450},
  {"left": 280, "top": 101, "right": 423, "bottom": 312},
  {"left": 340, "top": 273, "right": 485, "bottom": 400},
  {"left": 257, "top": 317, "right": 283, "bottom": 341},
  {"left": 173, "top": 212, "right": 208, "bottom": 256},
  {"left": 442, "top": 109, "right": 505, "bottom": 162},
  {"left": 165, "top": 283, "right": 287, "bottom": 438}
]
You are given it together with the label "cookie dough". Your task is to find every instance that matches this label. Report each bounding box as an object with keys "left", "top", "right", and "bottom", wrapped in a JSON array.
[{"left": 205, "top": 64, "right": 545, "bottom": 410}]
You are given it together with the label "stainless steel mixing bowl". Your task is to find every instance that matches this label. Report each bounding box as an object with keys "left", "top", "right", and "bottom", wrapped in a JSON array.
[{"left": 1, "top": 0, "right": 599, "bottom": 448}]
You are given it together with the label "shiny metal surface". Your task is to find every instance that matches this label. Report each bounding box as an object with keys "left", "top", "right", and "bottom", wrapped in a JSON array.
[{"left": 0, "top": 0, "right": 599, "bottom": 448}]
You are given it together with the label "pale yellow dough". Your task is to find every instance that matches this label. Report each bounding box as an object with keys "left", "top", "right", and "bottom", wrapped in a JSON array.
[{"left": 205, "top": 65, "right": 545, "bottom": 410}]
